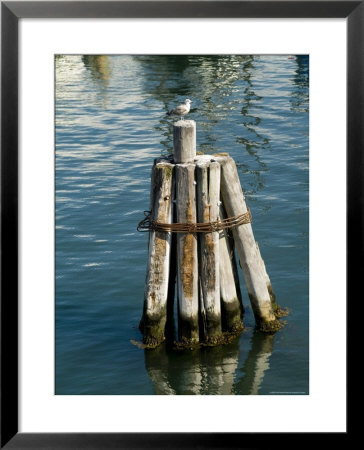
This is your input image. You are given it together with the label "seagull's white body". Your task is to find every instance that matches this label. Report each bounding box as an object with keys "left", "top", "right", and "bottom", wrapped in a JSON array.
[{"left": 168, "top": 99, "right": 192, "bottom": 119}]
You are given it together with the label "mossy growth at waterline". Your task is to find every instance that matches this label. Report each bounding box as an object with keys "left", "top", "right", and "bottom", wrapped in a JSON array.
[
  {"left": 135, "top": 319, "right": 245, "bottom": 351},
  {"left": 273, "top": 304, "right": 290, "bottom": 319},
  {"left": 203, "top": 326, "right": 244, "bottom": 346},
  {"left": 139, "top": 309, "right": 168, "bottom": 348},
  {"left": 221, "top": 297, "right": 244, "bottom": 333},
  {"left": 200, "top": 312, "right": 223, "bottom": 343},
  {"left": 267, "top": 283, "right": 277, "bottom": 308},
  {"left": 226, "top": 320, "right": 245, "bottom": 334},
  {"left": 173, "top": 337, "right": 200, "bottom": 351},
  {"left": 141, "top": 335, "right": 166, "bottom": 349},
  {"left": 248, "top": 292, "right": 288, "bottom": 333},
  {"left": 173, "top": 326, "right": 245, "bottom": 351},
  {"left": 266, "top": 284, "right": 290, "bottom": 319},
  {"left": 178, "top": 314, "right": 199, "bottom": 343},
  {"left": 256, "top": 318, "right": 283, "bottom": 333}
]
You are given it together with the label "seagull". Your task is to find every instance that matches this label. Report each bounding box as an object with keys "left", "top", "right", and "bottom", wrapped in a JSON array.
[{"left": 167, "top": 99, "right": 192, "bottom": 120}]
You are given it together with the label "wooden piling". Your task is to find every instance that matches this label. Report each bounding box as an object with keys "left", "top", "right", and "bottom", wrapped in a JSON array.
[
  {"left": 139, "top": 120, "right": 282, "bottom": 348},
  {"left": 175, "top": 163, "right": 199, "bottom": 344},
  {"left": 219, "top": 205, "right": 244, "bottom": 332},
  {"left": 173, "top": 120, "right": 196, "bottom": 164},
  {"left": 196, "top": 160, "right": 222, "bottom": 343},
  {"left": 173, "top": 120, "right": 199, "bottom": 345},
  {"left": 166, "top": 176, "right": 177, "bottom": 341},
  {"left": 214, "top": 155, "right": 280, "bottom": 331},
  {"left": 141, "top": 161, "right": 174, "bottom": 346},
  {"left": 255, "top": 242, "right": 277, "bottom": 311}
]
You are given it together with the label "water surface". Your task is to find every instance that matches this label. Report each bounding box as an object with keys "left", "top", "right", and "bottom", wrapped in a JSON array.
[{"left": 56, "top": 55, "right": 309, "bottom": 395}]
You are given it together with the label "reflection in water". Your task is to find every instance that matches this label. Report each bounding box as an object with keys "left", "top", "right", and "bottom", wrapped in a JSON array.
[
  {"left": 144, "top": 339, "right": 240, "bottom": 395},
  {"left": 145, "top": 331, "right": 275, "bottom": 395},
  {"left": 135, "top": 55, "right": 264, "bottom": 158},
  {"left": 290, "top": 56, "right": 309, "bottom": 113},
  {"left": 144, "top": 345, "right": 175, "bottom": 395},
  {"left": 134, "top": 55, "right": 276, "bottom": 195},
  {"left": 134, "top": 55, "right": 296, "bottom": 395},
  {"left": 234, "top": 331, "right": 275, "bottom": 395},
  {"left": 81, "top": 55, "right": 111, "bottom": 108},
  {"left": 82, "top": 55, "right": 111, "bottom": 84},
  {"left": 237, "top": 57, "right": 268, "bottom": 152}
]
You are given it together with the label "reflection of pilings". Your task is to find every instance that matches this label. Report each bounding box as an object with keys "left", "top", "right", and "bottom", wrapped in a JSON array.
[
  {"left": 234, "top": 331, "right": 275, "bottom": 395},
  {"left": 144, "top": 338, "right": 240, "bottom": 395},
  {"left": 200, "top": 338, "right": 240, "bottom": 395},
  {"left": 144, "top": 345, "right": 175, "bottom": 395},
  {"left": 145, "top": 329, "right": 276, "bottom": 396},
  {"left": 290, "top": 55, "right": 309, "bottom": 112},
  {"left": 173, "top": 351, "right": 203, "bottom": 395},
  {"left": 82, "top": 55, "right": 110, "bottom": 83},
  {"left": 146, "top": 347, "right": 203, "bottom": 395}
]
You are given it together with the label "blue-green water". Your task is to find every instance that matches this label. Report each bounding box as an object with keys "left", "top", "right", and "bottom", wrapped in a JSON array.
[{"left": 56, "top": 55, "right": 309, "bottom": 395}]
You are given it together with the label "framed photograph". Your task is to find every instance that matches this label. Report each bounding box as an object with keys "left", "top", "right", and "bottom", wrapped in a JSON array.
[{"left": 1, "top": 1, "right": 355, "bottom": 448}]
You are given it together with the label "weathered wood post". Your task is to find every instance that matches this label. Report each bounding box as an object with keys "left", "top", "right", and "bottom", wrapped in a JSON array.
[
  {"left": 214, "top": 154, "right": 281, "bottom": 332},
  {"left": 196, "top": 160, "right": 222, "bottom": 343},
  {"left": 255, "top": 242, "right": 278, "bottom": 312},
  {"left": 218, "top": 205, "right": 244, "bottom": 332},
  {"left": 174, "top": 120, "right": 199, "bottom": 345},
  {"left": 141, "top": 160, "right": 174, "bottom": 347},
  {"left": 173, "top": 119, "right": 196, "bottom": 164},
  {"left": 138, "top": 122, "right": 284, "bottom": 348},
  {"left": 166, "top": 175, "right": 177, "bottom": 340}
]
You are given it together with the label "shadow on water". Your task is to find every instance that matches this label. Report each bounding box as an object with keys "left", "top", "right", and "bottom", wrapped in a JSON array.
[{"left": 144, "top": 331, "right": 275, "bottom": 395}]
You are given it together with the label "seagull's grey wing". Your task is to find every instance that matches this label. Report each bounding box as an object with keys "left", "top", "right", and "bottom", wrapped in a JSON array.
[{"left": 173, "top": 104, "right": 188, "bottom": 114}]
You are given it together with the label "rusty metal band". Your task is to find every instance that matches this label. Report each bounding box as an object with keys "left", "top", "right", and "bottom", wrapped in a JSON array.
[{"left": 137, "top": 208, "right": 252, "bottom": 233}]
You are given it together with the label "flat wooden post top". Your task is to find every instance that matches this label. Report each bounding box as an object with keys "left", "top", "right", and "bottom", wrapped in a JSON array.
[{"left": 173, "top": 120, "right": 196, "bottom": 164}]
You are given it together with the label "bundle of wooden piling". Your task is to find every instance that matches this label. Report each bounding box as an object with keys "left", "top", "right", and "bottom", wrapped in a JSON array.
[{"left": 139, "top": 120, "right": 282, "bottom": 348}]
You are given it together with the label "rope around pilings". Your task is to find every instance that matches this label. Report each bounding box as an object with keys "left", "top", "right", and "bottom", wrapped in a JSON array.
[{"left": 137, "top": 208, "right": 252, "bottom": 233}]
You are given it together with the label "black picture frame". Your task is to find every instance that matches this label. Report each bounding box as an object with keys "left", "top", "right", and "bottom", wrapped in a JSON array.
[{"left": 1, "top": 1, "right": 355, "bottom": 448}]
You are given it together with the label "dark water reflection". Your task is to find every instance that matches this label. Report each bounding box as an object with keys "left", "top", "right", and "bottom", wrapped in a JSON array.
[
  {"left": 55, "top": 55, "right": 309, "bottom": 395},
  {"left": 145, "top": 331, "right": 275, "bottom": 395},
  {"left": 290, "top": 55, "right": 309, "bottom": 113},
  {"left": 234, "top": 332, "right": 275, "bottom": 395}
]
